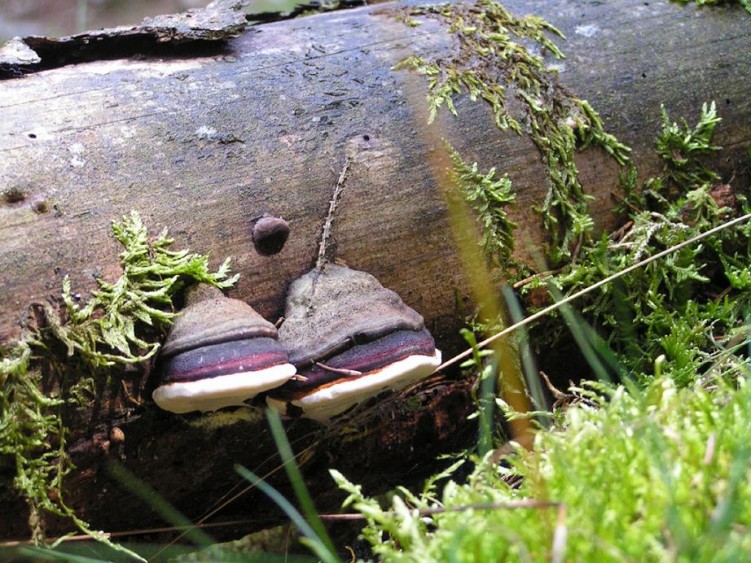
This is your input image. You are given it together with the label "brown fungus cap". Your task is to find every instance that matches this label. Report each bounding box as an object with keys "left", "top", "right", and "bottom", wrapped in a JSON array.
[
  {"left": 252, "top": 215, "right": 290, "bottom": 256},
  {"left": 160, "top": 284, "right": 278, "bottom": 359},
  {"left": 278, "top": 264, "right": 425, "bottom": 366}
]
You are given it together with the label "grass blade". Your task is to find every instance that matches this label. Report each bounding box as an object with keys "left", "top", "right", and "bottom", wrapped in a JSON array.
[
  {"left": 264, "top": 409, "right": 337, "bottom": 556},
  {"left": 502, "top": 285, "right": 548, "bottom": 413},
  {"left": 234, "top": 465, "right": 338, "bottom": 563},
  {"left": 107, "top": 461, "right": 213, "bottom": 549}
]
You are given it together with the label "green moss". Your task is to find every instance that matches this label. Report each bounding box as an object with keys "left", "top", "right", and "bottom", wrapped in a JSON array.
[
  {"left": 48, "top": 211, "right": 237, "bottom": 368},
  {"left": 334, "top": 375, "right": 751, "bottom": 561},
  {"left": 393, "top": 0, "right": 630, "bottom": 264},
  {"left": 447, "top": 145, "right": 517, "bottom": 270},
  {"left": 671, "top": 0, "right": 751, "bottom": 14},
  {"left": 632, "top": 101, "right": 723, "bottom": 210},
  {"left": 532, "top": 102, "right": 751, "bottom": 384},
  {"left": 188, "top": 407, "right": 264, "bottom": 430},
  {"left": 0, "top": 211, "right": 238, "bottom": 552}
]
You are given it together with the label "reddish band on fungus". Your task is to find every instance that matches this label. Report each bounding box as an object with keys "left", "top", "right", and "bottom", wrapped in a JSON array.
[
  {"left": 152, "top": 284, "right": 296, "bottom": 414},
  {"left": 268, "top": 329, "right": 437, "bottom": 400},
  {"left": 160, "top": 338, "right": 291, "bottom": 383}
]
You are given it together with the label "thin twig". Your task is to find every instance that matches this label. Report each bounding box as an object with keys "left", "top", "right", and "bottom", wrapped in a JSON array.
[
  {"left": 512, "top": 268, "right": 560, "bottom": 289},
  {"left": 2, "top": 501, "right": 564, "bottom": 547},
  {"left": 0, "top": 518, "right": 274, "bottom": 547},
  {"left": 120, "top": 379, "right": 142, "bottom": 407},
  {"left": 551, "top": 503, "right": 568, "bottom": 563},
  {"left": 610, "top": 191, "right": 642, "bottom": 215},
  {"left": 315, "top": 361, "right": 362, "bottom": 377},
  {"left": 539, "top": 370, "right": 567, "bottom": 400},
  {"left": 316, "top": 156, "right": 353, "bottom": 271},
  {"left": 317, "top": 499, "right": 563, "bottom": 521},
  {"left": 436, "top": 212, "right": 751, "bottom": 373}
]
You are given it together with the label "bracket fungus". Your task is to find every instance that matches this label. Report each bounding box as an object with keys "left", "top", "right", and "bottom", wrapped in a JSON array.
[
  {"left": 152, "top": 284, "right": 296, "bottom": 414},
  {"left": 267, "top": 264, "right": 442, "bottom": 421}
]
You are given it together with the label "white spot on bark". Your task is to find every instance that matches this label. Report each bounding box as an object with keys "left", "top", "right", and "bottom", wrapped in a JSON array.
[
  {"left": 195, "top": 126, "right": 217, "bottom": 139},
  {"left": 68, "top": 143, "right": 85, "bottom": 168},
  {"left": 575, "top": 24, "right": 600, "bottom": 38},
  {"left": 120, "top": 126, "right": 135, "bottom": 139}
]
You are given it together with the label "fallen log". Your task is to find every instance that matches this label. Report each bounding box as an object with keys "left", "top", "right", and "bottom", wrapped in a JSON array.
[{"left": 0, "top": 0, "right": 749, "bottom": 547}]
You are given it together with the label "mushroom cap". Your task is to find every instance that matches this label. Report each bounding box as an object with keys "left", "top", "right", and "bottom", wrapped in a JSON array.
[
  {"left": 160, "top": 284, "right": 278, "bottom": 358},
  {"left": 270, "top": 328, "right": 438, "bottom": 398},
  {"left": 153, "top": 284, "right": 295, "bottom": 414},
  {"left": 278, "top": 264, "right": 425, "bottom": 366}
]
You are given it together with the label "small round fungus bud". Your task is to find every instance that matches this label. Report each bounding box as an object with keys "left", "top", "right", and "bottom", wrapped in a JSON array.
[
  {"left": 109, "top": 426, "right": 125, "bottom": 445},
  {"left": 30, "top": 196, "right": 50, "bottom": 214},
  {"left": 252, "top": 215, "right": 290, "bottom": 256}
]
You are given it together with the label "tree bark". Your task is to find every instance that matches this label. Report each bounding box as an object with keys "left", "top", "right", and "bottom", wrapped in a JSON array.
[{"left": 0, "top": 0, "right": 749, "bottom": 545}]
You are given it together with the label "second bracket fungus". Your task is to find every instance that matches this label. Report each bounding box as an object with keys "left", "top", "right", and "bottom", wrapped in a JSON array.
[
  {"left": 267, "top": 265, "right": 441, "bottom": 421},
  {"left": 152, "top": 284, "right": 296, "bottom": 414}
]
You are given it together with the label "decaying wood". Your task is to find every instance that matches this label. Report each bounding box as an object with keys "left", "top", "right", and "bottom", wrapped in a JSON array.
[
  {"left": 0, "top": 0, "right": 749, "bottom": 545},
  {"left": 0, "top": 0, "right": 248, "bottom": 76}
]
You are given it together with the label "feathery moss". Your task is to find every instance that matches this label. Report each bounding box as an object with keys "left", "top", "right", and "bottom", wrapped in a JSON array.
[
  {"left": 394, "top": 0, "right": 630, "bottom": 264},
  {"left": 0, "top": 211, "right": 237, "bottom": 550}
]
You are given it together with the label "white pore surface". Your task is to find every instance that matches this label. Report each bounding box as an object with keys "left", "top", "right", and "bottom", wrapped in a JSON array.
[
  {"left": 267, "top": 350, "right": 442, "bottom": 422},
  {"left": 153, "top": 363, "right": 296, "bottom": 414}
]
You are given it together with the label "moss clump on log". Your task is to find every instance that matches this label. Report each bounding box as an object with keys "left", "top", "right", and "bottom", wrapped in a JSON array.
[
  {"left": 0, "top": 211, "right": 238, "bottom": 552},
  {"left": 393, "top": 0, "right": 631, "bottom": 264}
]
